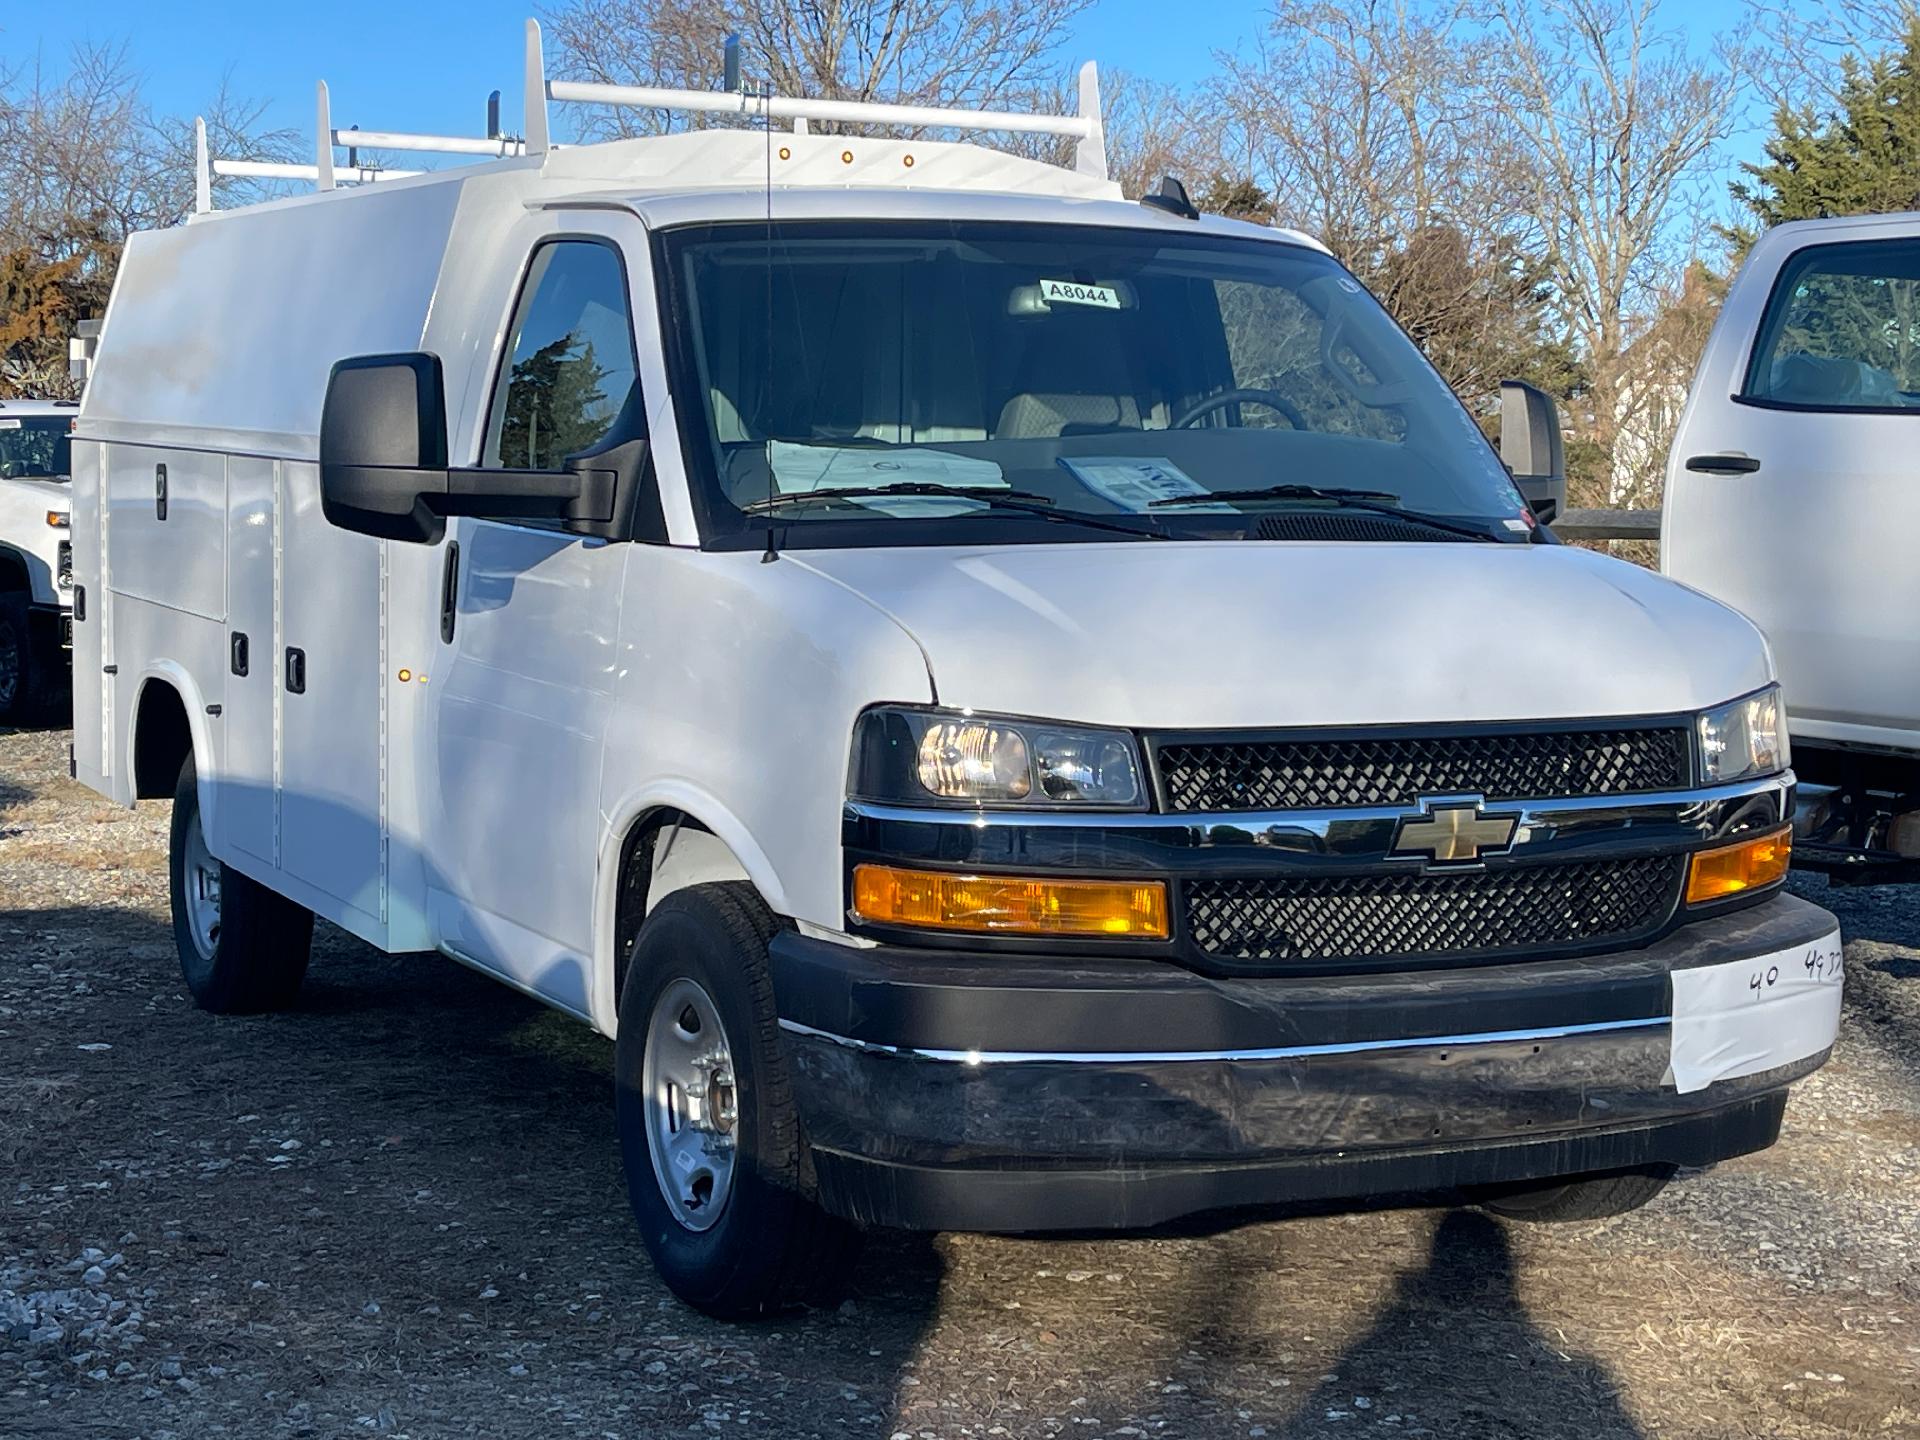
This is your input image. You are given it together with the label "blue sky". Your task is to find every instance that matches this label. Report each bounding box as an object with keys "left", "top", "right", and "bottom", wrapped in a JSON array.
[{"left": 8, "top": 0, "right": 1763, "bottom": 162}]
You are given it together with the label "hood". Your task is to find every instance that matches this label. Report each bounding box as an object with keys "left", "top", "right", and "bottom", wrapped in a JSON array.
[
  {"left": 792, "top": 541, "right": 1773, "bottom": 729},
  {"left": 0, "top": 477, "right": 71, "bottom": 505}
]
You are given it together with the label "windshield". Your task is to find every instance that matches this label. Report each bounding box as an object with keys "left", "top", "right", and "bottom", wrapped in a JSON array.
[
  {"left": 0, "top": 415, "right": 73, "bottom": 481},
  {"left": 657, "top": 221, "right": 1529, "bottom": 548}
]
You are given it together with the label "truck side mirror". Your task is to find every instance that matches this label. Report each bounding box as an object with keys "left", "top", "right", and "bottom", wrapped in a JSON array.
[
  {"left": 1498, "top": 379, "right": 1565, "bottom": 526},
  {"left": 319, "top": 351, "right": 622, "bottom": 545},
  {"left": 320, "top": 353, "right": 453, "bottom": 543}
]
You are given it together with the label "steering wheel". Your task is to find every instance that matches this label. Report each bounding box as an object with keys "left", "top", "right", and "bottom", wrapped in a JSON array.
[{"left": 1172, "top": 387, "right": 1308, "bottom": 431}]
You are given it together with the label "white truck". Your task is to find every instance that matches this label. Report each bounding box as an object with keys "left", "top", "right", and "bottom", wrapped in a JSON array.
[
  {"left": 1664, "top": 213, "right": 1920, "bottom": 884},
  {"left": 71, "top": 22, "right": 1844, "bottom": 1318},
  {"left": 0, "top": 398, "right": 78, "bottom": 721}
]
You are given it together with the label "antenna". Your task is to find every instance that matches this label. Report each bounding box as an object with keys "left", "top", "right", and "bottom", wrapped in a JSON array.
[
  {"left": 760, "top": 74, "right": 778, "bottom": 563},
  {"left": 524, "top": 18, "right": 550, "bottom": 157},
  {"left": 723, "top": 34, "right": 741, "bottom": 94},
  {"left": 487, "top": 89, "right": 502, "bottom": 140}
]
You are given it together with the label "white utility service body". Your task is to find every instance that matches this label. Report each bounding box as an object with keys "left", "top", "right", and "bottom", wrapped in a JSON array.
[
  {"left": 0, "top": 398, "right": 79, "bottom": 719},
  {"left": 71, "top": 22, "right": 1843, "bottom": 1315},
  {"left": 1665, "top": 212, "right": 1920, "bottom": 880}
]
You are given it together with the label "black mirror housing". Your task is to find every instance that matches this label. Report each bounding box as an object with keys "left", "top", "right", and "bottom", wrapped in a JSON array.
[
  {"left": 319, "top": 353, "right": 645, "bottom": 544},
  {"left": 1498, "top": 379, "right": 1566, "bottom": 526},
  {"left": 320, "top": 353, "right": 454, "bottom": 543}
]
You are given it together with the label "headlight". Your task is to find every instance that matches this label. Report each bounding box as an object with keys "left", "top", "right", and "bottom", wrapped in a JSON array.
[
  {"left": 851, "top": 707, "right": 1146, "bottom": 808},
  {"left": 1696, "top": 685, "right": 1788, "bottom": 784}
]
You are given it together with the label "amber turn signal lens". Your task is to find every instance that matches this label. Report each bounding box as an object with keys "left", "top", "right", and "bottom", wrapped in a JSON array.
[
  {"left": 1686, "top": 827, "right": 1791, "bottom": 905},
  {"left": 852, "top": 864, "right": 1169, "bottom": 938}
]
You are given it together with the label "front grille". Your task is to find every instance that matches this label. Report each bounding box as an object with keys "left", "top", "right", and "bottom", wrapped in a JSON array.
[
  {"left": 1155, "top": 727, "right": 1690, "bottom": 811},
  {"left": 1184, "top": 855, "right": 1684, "bottom": 967}
]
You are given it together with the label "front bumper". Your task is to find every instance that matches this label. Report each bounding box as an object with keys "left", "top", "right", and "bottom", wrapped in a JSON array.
[
  {"left": 27, "top": 600, "right": 73, "bottom": 652},
  {"left": 773, "top": 892, "right": 1839, "bottom": 1231}
]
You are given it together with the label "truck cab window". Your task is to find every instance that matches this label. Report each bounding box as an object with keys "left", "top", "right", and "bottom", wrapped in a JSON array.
[
  {"left": 484, "top": 240, "right": 639, "bottom": 469},
  {"left": 1744, "top": 238, "right": 1920, "bottom": 411}
]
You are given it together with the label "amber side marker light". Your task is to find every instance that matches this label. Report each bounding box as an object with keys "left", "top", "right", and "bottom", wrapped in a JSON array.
[
  {"left": 852, "top": 864, "right": 1169, "bottom": 939},
  {"left": 1686, "top": 827, "right": 1792, "bottom": 905}
]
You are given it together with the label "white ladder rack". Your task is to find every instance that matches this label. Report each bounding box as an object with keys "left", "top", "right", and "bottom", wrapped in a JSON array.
[{"left": 195, "top": 15, "right": 1106, "bottom": 213}]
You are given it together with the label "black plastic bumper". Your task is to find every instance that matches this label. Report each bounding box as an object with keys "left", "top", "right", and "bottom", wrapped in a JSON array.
[
  {"left": 770, "top": 892, "right": 1837, "bottom": 1232},
  {"left": 27, "top": 601, "right": 73, "bottom": 652}
]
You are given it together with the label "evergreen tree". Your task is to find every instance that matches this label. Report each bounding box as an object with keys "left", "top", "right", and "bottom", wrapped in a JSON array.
[{"left": 1731, "top": 17, "right": 1920, "bottom": 251}]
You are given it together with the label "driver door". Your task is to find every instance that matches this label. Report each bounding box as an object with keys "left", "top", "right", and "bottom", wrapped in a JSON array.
[{"left": 426, "top": 223, "right": 641, "bottom": 1015}]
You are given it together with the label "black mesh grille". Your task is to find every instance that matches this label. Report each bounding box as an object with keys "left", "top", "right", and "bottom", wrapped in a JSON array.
[
  {"left": 1185, "top": 856, "right": 1684, "bottom": 966},
  {"left": 1155, "top": 728, "right": 1689, "bottom": 811},
  {"left": 1255, "top": 513, "right": 1475, "bottom": 543}
]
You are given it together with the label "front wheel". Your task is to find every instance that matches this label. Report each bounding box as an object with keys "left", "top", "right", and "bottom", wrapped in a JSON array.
[
  {"left": 1470, "top": 1165, "right": 1675, "bottom": 1223},
  {"left": 615, "top": 882, "right": 860, "bottom": 1318},
  {"left": 169, "top": 756, "right": 314, "bottom": 1013},
  {"left": 0, "top": 593, "right": 64, "bottom": 725}
]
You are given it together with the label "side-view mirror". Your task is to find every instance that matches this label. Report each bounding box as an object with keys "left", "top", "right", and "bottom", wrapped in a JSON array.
[
  {"left": 1498, "top": 379, "right": 1565, "bottom": 526},
  {"left": 319, "top": 352, "right": 632, "bottom": 544}
]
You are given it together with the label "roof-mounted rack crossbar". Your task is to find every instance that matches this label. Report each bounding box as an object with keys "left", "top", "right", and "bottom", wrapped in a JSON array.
[
  {"left": 521, "top": 17, "right": 1108, "bottom": 180},
  {"left": 191, "top": 15, "right": 1109, "bottom": 216},
  {"left": 194, "top": 80, "right": 526, "bottom": 213}
]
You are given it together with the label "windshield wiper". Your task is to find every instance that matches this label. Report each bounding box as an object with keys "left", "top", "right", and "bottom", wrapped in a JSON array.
[
  {"left": 742, "top": 483, "right": 1165, "bottom": 540},
  {"left": 1148, "top": 483, "right": 1505, "bottom": 543}
]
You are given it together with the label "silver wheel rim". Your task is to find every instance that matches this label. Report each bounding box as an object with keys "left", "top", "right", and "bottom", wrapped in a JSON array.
[
  {"left": 641, "top": 977, "right": 738, "bottom": 1231},
  {"left": 182, "top": 808, "right": 222, "bottom": 961}
]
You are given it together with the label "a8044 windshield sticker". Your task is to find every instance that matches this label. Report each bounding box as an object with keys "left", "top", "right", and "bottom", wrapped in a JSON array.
[{"left": 1040, "top": 278, "right": 1121, "bottom": 310}]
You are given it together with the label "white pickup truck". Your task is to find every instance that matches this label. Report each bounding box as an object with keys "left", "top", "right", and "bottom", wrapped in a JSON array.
[
  {"left": 0, "top": 398, "right": 78, "bottom": 721},
  {"left": 69, "top": 21, "right": 1844, "bottom": 1318},
  {"left": 1664, "top": 212, "right": 1920, "bottom": 884}
]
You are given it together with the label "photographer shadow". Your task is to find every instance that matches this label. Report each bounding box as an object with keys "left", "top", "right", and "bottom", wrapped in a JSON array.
[{"left": 1273, "top": 1209, "right": 1643, "bottom": 1438}]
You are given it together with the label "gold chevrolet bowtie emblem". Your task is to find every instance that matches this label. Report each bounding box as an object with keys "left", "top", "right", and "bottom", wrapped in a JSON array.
[{"left": 1391, "top": 802, "right": 1519, "bottom": 864}]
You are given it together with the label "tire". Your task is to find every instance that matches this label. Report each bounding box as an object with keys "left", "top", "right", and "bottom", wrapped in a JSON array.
[
  {"left": 0, "top": 593, "right": 63, "bottom": 725},
  {"left": 615, "top": 881, "right": 861, "bottom": 1318},
  {"left": 168, "top": 756, "right": 314, "bottom": 1013},
  {"left": 1471, "top": 1164, "right": 1675, "bottom": 1223}
]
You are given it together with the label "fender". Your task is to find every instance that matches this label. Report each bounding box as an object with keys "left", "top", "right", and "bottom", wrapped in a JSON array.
[
  {"left": 126, "top": 661, "right": 217, "bottom": 826},
  {"left": 590, "top": 779, "right": 789, "bottom": 1036}
]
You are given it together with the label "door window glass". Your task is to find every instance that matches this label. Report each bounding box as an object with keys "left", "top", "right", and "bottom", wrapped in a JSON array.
[
  {"left": 485, "top": 240, "right": 639, "bottom": 468},
  {"left": 1745, "top": 238, "right": 1920, "bottom": 411}
]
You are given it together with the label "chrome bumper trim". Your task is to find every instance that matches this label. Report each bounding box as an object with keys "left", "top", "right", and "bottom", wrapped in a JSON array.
[
  {"left": 843, "top": 772, "right": 1794, "bottom": 875},
  {"left": 778, "top": 1014, "right": 1668, "bottom": 1066}
]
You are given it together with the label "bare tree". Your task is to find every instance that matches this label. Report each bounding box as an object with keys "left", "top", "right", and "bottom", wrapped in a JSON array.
[
  {"left": 539, "top": 0, "right": 1094, "bottom": 139},
  {"left": 1744, "top": 0, "right": 1913, "bottom": 112},
  {"left": 1486, "top": 0, "right": 1742, "bottom": 504},
  {"left": 0, "top": 43, "right": 293, "bottom": 395},
  {"left": 1203, "top": 1, "right": 1564, "bottom": 411}
]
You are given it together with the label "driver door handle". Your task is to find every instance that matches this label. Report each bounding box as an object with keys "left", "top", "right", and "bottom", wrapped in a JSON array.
[{"left": 1685, "top": 453, "right": 1762, "bottom": 475}]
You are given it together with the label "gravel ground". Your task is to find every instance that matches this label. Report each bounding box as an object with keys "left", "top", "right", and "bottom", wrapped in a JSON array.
[{"left": 2, "top": 720, "right": 1917, "bottom": 1440}]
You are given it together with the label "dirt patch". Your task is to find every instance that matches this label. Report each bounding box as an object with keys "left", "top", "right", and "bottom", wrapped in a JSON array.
[{"left": 3, "top": 723, "right": 1918, "bottom": 1439}]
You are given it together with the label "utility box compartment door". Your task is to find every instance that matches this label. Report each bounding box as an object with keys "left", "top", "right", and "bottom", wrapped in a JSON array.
[
  {"left": 105, "top": 443, "right": 226, "bottom": 621},
  {"left": 221, "top": 456, "right": 277, "bottom": 868},
  {"left": 277, "top": 459, "right": 384, "bottom": 930}
]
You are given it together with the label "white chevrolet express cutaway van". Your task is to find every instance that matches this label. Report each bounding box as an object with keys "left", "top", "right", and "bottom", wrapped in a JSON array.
[
  {"left": 1665, "top": 212, "right": 1920, "bottom": 884},
  {"left": 70, "top": 22, "right": 1844, "bottom": 1317}
]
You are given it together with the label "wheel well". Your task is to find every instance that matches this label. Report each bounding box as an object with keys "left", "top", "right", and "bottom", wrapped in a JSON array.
[
  {"left": 611, "top": 809, "right": 757, "bottom": 1003},
  {"left": 132, "top": 681, "right": 193, "bottom": 800},
  {"left": 0, "top": 547, "right": 28, "bottom": 595}
]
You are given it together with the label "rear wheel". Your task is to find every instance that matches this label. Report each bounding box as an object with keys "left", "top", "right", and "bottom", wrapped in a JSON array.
[
  {"left": 1471, "top": 1165, "right": 1675, "bottom": 1223},
  {"left": 615, "top": 882, "right": 860, "bottom": 1318},
  {"left": 169, "top": 756, "right": 314, "bottom": 1013}
]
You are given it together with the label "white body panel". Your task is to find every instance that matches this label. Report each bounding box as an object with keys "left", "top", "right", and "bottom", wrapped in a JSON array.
[
  {"left": 1663, "top": 213, "right": 1920, "bottom": 755},
  {"left": 75, "top": 122, "right": 1779, "bottom": 1039}
]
